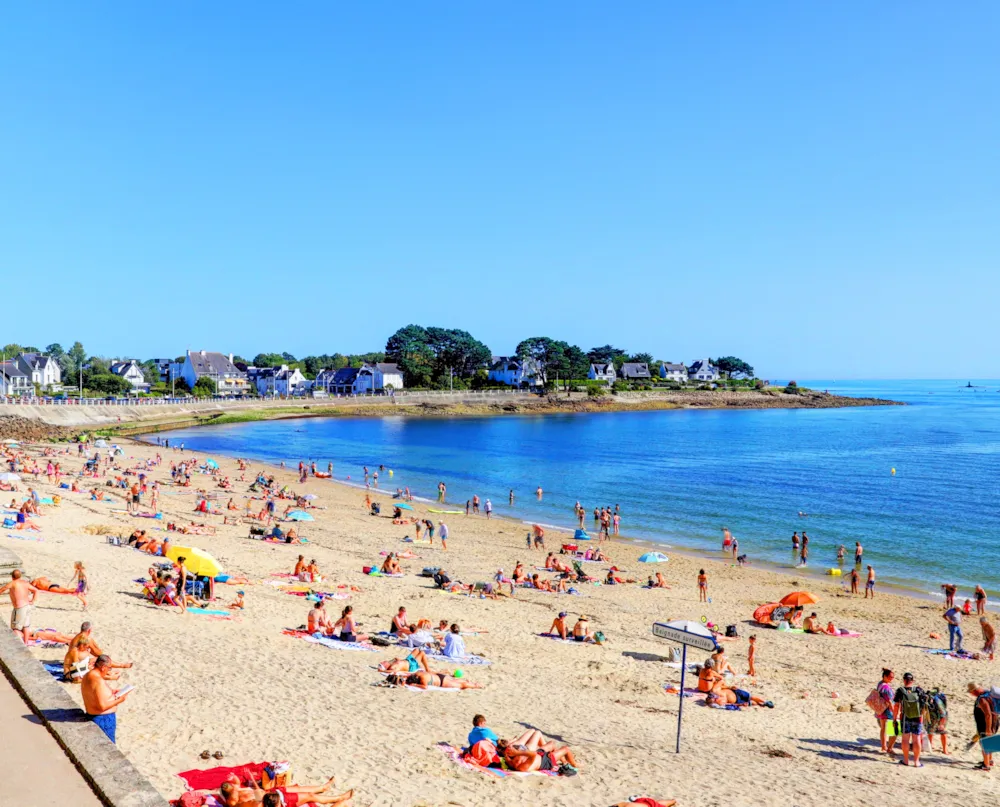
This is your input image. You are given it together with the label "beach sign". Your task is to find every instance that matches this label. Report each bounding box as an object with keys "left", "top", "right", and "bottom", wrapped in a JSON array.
[{"left": 652, "top": 620, "right": 719, "bottom": 753}]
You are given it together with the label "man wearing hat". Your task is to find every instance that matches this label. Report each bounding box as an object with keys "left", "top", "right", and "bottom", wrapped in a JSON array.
[
  {"left": 547, "top": 612, "right": 569, "bottom": 640},
  {"left": 892, "top": 672, "right": 926, "bottom": 767}
]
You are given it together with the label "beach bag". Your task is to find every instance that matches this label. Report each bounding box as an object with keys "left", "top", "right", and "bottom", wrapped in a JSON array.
[
  {"left": 466, "top": 740, "right": 500, "bottom": 767},
  {"left": 725, "top": 625, "right": 738, "bottom": 638},
  {"left": 899, "top": 687, "right": 922, "bottom": 720},
  {"left": 666, "top": 646, "right": 682, "bottom": 663},
  {"left": 865, "top": 688, "right": 891, "bottom": 715}
]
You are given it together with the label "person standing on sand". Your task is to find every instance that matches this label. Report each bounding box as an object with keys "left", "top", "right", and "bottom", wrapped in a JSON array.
[
  {"left": 893, "top": 672, "right": 926, "bottom": 767},
  {"left": 944, "top": 605, "right": 963, "bottom": 652},
  {"left": 941, "top": 583, "right": 957, "bottom": 609},
  {"left": 176, "top": 556, "right": 188, "bottom": 614},
  {"left": 472, "top": 495, "right": 480, "bottom": 514},
  {"left": 865, "top": 565, "right": 876, "bottom": 598},
  {"left": 484, "top": 499, "right": 492, "bottom": 520},
  {"left": 850, "top": 567, "right": 860, "bottom": 595},
  {"left": 874, "top": 668, "right": 897, "bottom": 755},
  {"left": 0, "top": 570, "right": 39, "bottom": 644},
  {"left": 731, "top": 537, "right": 739, "bottom": 561},
  {"left": 697, "top": 570, "right": 708, "bottom": 602},
  {"left": 747, "top": 635, "right": 757, "bottom": 677},
  {"left": 975, "top": 585, "right": 988, "bottom": 615},
  {"left": 439, "top": 521, "right": 449, "bottom": 551},
  {"left": 980, "top": 617, "right": 996, "bottom": 661}
]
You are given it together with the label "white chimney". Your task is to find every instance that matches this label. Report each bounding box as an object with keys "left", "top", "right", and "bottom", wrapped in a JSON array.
[
  {"left": 200, "top": 350, "right": 206, "bottom": 357},
  {"left": 229, "top": 353, "right": 234, "bottom": 363}
]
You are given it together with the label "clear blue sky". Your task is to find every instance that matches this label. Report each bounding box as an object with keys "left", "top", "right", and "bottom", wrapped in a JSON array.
[{"left": 2, "top": 3, "right": 997, "bottom": 378}]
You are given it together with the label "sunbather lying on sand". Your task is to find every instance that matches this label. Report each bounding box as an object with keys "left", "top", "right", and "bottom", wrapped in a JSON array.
[
  {"left": 378, "top": 649, "right": 434, "bottom": 673},
  {"left": 496, "top": 730, "right": 578, "bottom": 774},
  {"left": 384, "top": 671, "right": 483, "bottom": 690},
  {"left": 214, "top": 776, "right": 352, "bottom": 807},
  {"left": 28, "top": 628, "right": 73, "bottom": 645},
  {"left": 707, "top": 678, "right": 773, "bottom": 708}
]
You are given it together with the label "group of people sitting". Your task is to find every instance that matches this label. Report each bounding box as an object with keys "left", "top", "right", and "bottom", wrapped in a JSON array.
[
  {"left": 544, "top": 611, "right": 605, "bottom": 644},
  {"left": 306, "top": 601, "right": 368, "bottom": 643},
  {"left": 464, "top": 715, "right": 579, "bottom": 775},
  {"left": 697, "top": 654, "right": 774, "bottom": 709}
]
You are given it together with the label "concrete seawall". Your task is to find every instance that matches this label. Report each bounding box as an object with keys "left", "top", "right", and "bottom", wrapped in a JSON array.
[{"left": 0, "top": 392, "right": 537, "bottom": 429}]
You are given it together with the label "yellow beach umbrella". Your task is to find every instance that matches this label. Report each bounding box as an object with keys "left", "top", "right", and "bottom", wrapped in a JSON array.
[{"left": 165, "top": 546, "right": 224, "bottom": 578}]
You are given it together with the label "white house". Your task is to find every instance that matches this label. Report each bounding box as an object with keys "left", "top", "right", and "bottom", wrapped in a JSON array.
[
  {"left": 659, "top": 362, "right": 689, "bottom": 383},
  {"left": 688, "top": 359, "right": 720, "bottom": 382},
  {"left": 588, "top": 363, "right": 616, "bottom": 384},
  {"left": 0, "top": 361, "right": 32, "bottom": 396},
  {"left": 488, "top": 356, "right": 544, "bottom": 388},
  {"left": 253, "top": 365, "right": 308, "bottom": 397},
  {"left": 619, "top": 362, "right": 652, "bottom": 382},
  {"left": 314, "top": 363, "right": 403, "bottom": 395},
  {"left": 109, "top": 360, "right": 148, "bottom": 391},
  {"left": 180, "top": 351, "right": 249, "bottom": 395},
  {"left": 15, "top": 353, "right": 61, "bottom": 389}
]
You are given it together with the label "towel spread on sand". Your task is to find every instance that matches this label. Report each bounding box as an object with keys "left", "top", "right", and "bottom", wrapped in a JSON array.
[
  {"left": 426, "top": 652, "right": 492, "bottom": 666},
  {"left": 42, "top": 661, "right": 66, "bottom": 680},
  {"left": 437, "top": 743, "right": 558, "bottom": 777},
  {"left": 282, "top": 629, "right": 377, "bottom": 652},
  {"left": 187, "top": 607, "right": 232, "bottom": 618},
  {"left": 177, "top": 762, "right": 280, "bottom": 790},
  {"left": 925, "top": 648, "right": 979, "bottom": 660}
]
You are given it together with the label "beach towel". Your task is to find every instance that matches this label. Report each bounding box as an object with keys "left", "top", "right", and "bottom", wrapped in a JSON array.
[
  {"left": 662, "top": 684, "right": 707, "bottom": 701},
  {"left": 376, "top": 681, "right": 461, "bottom": 693},
  {"left": 186, "top": 607, "right": 232, "bottom": 618},
  {"left": 437, "top": 743, "right": 558, "bottom": 778},
  {"left": 177, "top": 762, "right": 278, "bottom": 791},
  {"left": 925, "top": 648, "right": 979, "bottom": 660},
  {"left": 426, "top": 652, "right": 492, "bottom": 666},
  {"left": 538, "top": 632, "right": 576, "bottom": 643},
  {"left": 41, "top": 661, "right": 66, "bottom": 680},
  {"left": 6, "top": 533, "right": 43, "bottom": 541},
  {"left": 282, "top": 629, "right": 377, "bottom": 652}
]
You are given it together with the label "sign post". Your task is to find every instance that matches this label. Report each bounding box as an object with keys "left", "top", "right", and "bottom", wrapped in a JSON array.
[{"left": 652, "top": 621, "right": 719, "bottom": 753}]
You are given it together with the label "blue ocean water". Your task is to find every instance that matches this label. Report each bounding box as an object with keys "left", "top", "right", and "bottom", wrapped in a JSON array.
[{"left": 148, "top": 380, "right": 1000, "bottom": 593}]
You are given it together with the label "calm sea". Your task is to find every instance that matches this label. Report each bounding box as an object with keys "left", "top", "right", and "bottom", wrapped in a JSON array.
[{"left": 147, "top": 380, "right": 1000, "bottom": 595}]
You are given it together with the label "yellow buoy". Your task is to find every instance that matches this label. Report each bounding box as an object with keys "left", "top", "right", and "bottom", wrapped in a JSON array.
[
  {"left": 827, "top": 568, "right": 842, "bottom": 577},
  {"left": 891, "top": 467, "right": 896, "bottom": 476}
]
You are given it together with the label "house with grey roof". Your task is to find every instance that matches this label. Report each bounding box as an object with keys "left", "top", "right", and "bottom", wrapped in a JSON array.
[
  {"left": 109, "top": 360, "right": 148, "bottom": 391},
  {"left": 179, "top": 351, "right": 249, "bottom": 395},
  {"left": 0, "top": 361, "right": 32, "bottom": 396},
  {"left": 588, "top": 363, "right": 616, "bottom": 384},
  {"left": 252, "top": 365, "right": 308, "bottom": 397},
  {"left": 619, "top": 362, "right": 652, "bottom": 382},
  {"left": 15, "top": 353, "right": 62, "bottom": 389},
  {"left": 658, "top": 362, "right": 689, "bottom": 383},
  {"left": 688, "top": 359, "right": 720, "bottom": 382},
  {"left": 488, "top": 356, "right": 544, "bottom": 388}
]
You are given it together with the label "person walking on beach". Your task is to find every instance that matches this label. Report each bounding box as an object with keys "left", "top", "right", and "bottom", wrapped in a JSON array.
[
  {"left": 439, "top": 521, "right": 449, "bottom": 551},
  {"left": 969, "top": 682, "right": 998, "bottom": 771},
  {"left": 82, "top": 655, "right": 133, "bottom": 743},
  {"left": 70, "top": 561, "right": 89, "bottom": 610},
  {"left": 484, "top": 499, "right": 492, "bottom": 519},
  {"left": 697, "top": 570, "right": 708, "bottom": 602},
  {"left": 176, "top": 556, "right": 188, "bottom": 614},
  {"left": 893, "top": 672, "right": 926, "bottom": 767},
  {"left": 472, "top": 495, "right": 480, "bottom": 514},
  {"left": 943, "top": 605, "right": 963, "bottom": 652},
  {"left": 865, "top": 565, "right": 876, "bottom": 599}
]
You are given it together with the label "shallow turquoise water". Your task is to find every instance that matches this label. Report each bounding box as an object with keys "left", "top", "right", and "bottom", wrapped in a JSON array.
[{"left": 149, "top": 380, "right": 1000, "bottom": 593}]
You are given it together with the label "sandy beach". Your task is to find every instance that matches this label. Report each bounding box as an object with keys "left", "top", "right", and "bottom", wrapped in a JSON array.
[{"left": 3, "top": 438, "right": 998, "bottom": 807}]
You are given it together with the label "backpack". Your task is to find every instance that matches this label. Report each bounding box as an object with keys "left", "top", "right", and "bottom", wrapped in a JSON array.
[
  {"left": 926, "top": 692, "right": 947, "bottom": 721},
  {"left": 899, "top": 687, "right": 923, "bottom": 720}
]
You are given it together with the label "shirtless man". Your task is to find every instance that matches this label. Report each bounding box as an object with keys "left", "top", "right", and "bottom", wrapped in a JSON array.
[
  {"left": 0, "top": 570, "right": 39, "bottom": 643},
  {"left": 511, "top": 562, "right": 527, "bottom": 585},
  {"left": 708, "top": 678, "right": 774, "bottom": 708},
  {"left": 652, "top": 572, "right": 671, "bottom": 589},
  {"left": 865, "top": 565, "right": 876, "bottom": 598},
  {"left": 381, "top": 554, "right": 401, "bottom": 575},
  {"left": 81, "top": 655, "right": 133, "bottom": 743},
  {"left": 803, "top": 612, "right": 825, "bottom": 634},
  {"left": 547, "top": 611, "right": 569, "bottom": 640},
  {"left": 63, "top": 638, "right": 131, "bottom": 682},
  {"left": 498, "top": 729, "right": 577, "bottom": 774},
  {"left": 294, "top": 555, "right": 307, "bottom": 577}
]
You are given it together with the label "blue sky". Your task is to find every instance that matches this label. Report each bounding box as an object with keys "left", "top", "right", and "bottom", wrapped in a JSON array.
[{"left": 1, "top": 3, "right": 997, "bottom": 378}]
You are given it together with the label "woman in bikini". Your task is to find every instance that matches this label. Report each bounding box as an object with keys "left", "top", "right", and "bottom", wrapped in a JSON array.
[
  {"left": 377, "top": 648, "right": 433, "bottom": 674},
  {"left": 385, "top": 670, "right": 483, "bottom": 690},
  {"left": 496, "top": 730, "right": 578, "bottom": 774},
  {"left": 331, "top": 606, "right": 368, "bottom": 643}
]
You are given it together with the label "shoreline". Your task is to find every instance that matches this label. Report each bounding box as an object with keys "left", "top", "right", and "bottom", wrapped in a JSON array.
[
  {"left": 5, "top": 436, "right": 996, "bottom": 807},
  {"left": 134, "top": 435, "right": 971, "bottom": 612}
]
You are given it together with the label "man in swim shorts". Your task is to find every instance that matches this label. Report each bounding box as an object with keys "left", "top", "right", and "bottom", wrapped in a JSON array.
[{"left": 0, "top": 570, "right": 40, "bottom": 644}]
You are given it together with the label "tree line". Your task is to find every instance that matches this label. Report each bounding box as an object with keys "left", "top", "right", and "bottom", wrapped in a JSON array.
[{"left": 2, "top": 331, "right": 754, "bottom": 394}]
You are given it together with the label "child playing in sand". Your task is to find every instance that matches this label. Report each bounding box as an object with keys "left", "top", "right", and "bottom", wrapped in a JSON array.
[{"left": 229, "top": 591, "right": 245, "bottom": 610}]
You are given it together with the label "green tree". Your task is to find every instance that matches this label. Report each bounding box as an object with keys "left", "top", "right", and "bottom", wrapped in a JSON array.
[
  {"left": 194, "top": 376, "right": 217, "bottom": 396},
  {"left": 2, "top": 344, "right": 24, "bottom": 357},
  {"left": 630, "top": 352, "right": 654, "bottom": 366},
  {"left": 713, "top": 356, "right": 755, "bottom": 379},
  {"left": 66, "top": 342, "right": 87, "bottom": 376},
  {"left": 84, "top": 374, "right": 130, "bottom": 395},
  {"left": 280, "top": 351, "right": 297, "bottom": 363},
  {"left": 385, "top": 325, "right": 435, "bottom": 387},
  {"left": 586, "top": 345, "right": 626, "bottom": 363},
  {"left": 563, "top": 344, "right": 590, "bottom": 379},
  {"left": 252, "top": 353, "right": 285, "bottom": 368},
  {"left": 45, "top": 343, "right": 65, "bottom": 357}
]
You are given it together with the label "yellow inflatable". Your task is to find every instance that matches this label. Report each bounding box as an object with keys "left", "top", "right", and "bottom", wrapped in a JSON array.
[{"left": 827, "top": 568, "right": 842, "bottom": 577}]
